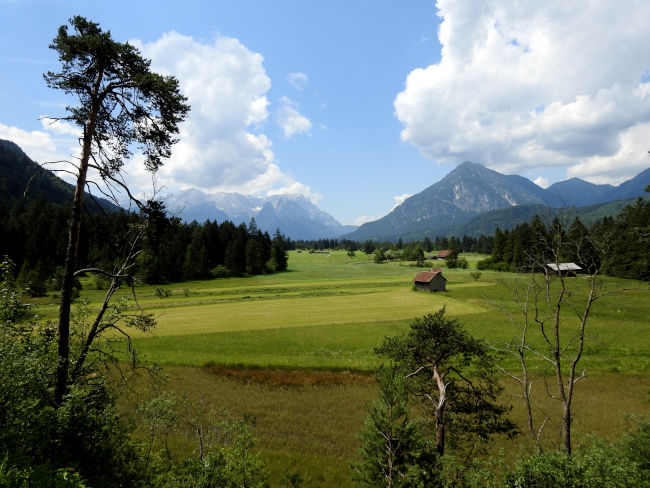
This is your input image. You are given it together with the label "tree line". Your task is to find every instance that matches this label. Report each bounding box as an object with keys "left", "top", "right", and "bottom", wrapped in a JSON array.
[
  {"left": 0, "top": 196, "right": 289, "bottom": 296},
  {"left": 289, "top": 234, "right": 494, "bottom": 255},
  {"left": 476, "top": 193, "right": 650, "bottom": 281}
]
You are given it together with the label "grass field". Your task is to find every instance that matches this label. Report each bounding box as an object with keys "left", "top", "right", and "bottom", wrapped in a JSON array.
[{"left": 35, "top": 250, "right": 650, "bottom": 486}]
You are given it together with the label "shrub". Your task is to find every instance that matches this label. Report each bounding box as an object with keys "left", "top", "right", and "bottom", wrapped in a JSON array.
[
  {"left": 155, "top": 287, "right": 171, "bottom": 298},
  {"left": 504, "top": 443, "right": 648, "bottom": 488},
  {"left": 210, "top": 265, "right": 232, "bottom": 279}
]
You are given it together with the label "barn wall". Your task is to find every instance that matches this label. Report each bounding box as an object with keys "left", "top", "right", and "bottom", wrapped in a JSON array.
[{"left": 431, "top": 275, "right": 446, "bottom": 292}]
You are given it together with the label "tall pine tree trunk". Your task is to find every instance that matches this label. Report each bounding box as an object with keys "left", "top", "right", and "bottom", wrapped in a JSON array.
[{"left": 54, "top": 89, "right": 101, "bottom": 405}]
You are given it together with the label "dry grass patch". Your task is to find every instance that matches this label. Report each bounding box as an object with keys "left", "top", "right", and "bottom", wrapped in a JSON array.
[{"left": 202, "top": 363, "right": 375, "bottom": 388}]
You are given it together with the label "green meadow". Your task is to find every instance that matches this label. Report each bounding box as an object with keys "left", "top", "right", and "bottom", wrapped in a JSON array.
[
  {"left": 34, "top": 250, "right": 650, "bottom": 486},
  {"left": 45, "top": 249, "right": 647, "bottom": 373}
]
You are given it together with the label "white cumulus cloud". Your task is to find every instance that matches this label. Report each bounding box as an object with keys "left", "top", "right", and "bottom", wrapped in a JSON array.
[
  {"left": 352, "top": 215, "right": 381, "bottom": 226},
  {"left": 276, "top": 96, "right": 312, "bottom": 138},
  {"left": 0, "top": 123, "right": 58, "bottom": 163},
  {"left": 122, "top": 32, "right": 315, "bottom": 199},
  {"left": 533, "top": 176, "right": 549, "bottom": 189},
  {"left": 392, "top": 193, "right": 413, "bottom": 211},
  {"left": 287, "top": 72, "right": 309, "bottom": 90},
  {"left": 0, "top": 122, "right": 79, "bottom": 180},
  {"left": 394, "top": 0, "right": 650, "bottom": 184}
]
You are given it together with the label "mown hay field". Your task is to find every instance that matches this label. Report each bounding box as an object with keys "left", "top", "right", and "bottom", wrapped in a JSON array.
[
  {"left": 35, "top": 250, "right": 650, "bottom": 486},
  {"left": 108, "top": 251, "right": 649, "bottom": 373}
]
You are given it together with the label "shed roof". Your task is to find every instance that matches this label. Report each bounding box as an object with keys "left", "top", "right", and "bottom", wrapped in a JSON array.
[
  {"left": 436, "top": 250, "right": 452, "bottom": 258},
  {"left": 546, "top": 263, "right": 582, "bottom": 272},
  {"left": 413, "top": 268, "right": 446, "bottom": 283}
]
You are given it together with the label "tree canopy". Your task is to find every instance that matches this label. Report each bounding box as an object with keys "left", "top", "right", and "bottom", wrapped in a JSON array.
[{"left": 45, "top": 16, "right": 189, "bottom": 404}]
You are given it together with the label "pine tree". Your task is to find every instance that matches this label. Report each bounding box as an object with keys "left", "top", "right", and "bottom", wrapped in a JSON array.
[{"left": 352, "top": 365, "right": 440, "bottom": 488}]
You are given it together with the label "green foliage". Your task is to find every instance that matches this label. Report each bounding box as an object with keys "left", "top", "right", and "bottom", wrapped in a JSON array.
[
  {"left": 376, "top": 308, "right": 517, "bottom": 456},
  {"left": 0, "top": 257, "right": 32, "bottom": 326},
  {"left": 45, "top": 16, "right": 189, "bottom": 175},
  {"left": 504, "top": 442, "right": 649, "bottom": 488},
  {"left": 0, "top": 456, "right": 89, "bottom": 488},
  {"left": 211, "top": 264, "right": 232, "bottom": 279},
  {"left": 478, "top": 202, "right": 650, "bottom": 280},
  {"left": 352, "top": 365, "right": 441, "bottom": 487},
  {"left": 155, "top": 287, "right": 171, "bottom": 298},
  {"left": 622, "top": 420, "right": 650, "bottom": 475},
  {"left": 271, "top": 229, "right": 289, "bottom": 272},
  {"left": 153, "top": 415, "right": 269, "bottom": 488},
  {"left": 0, "top": 269, "right": 143, "bottom": 487},
  {"left": 373, "top": 248, "right": 387, "bottom": 263},
  {"left": 602, "top": 198, "right": 650, "bottom": 280}
]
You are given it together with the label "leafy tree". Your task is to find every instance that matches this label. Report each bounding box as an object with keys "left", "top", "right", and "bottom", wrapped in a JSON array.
[
  {"left": 0, "top": 258, "right": 142, "bottom": 487},
  {"left": 602, "top": 197, "right": 650, "bottom": 280},
  {"left": 154, "top": 414, "right": 268, "bottom": 488},
  {"left": 0, "top": 257, "right": 32, "bottom": 326},
  {"left": 362, "top": 240, "right": 376, "bottom": 254},
  {"left": 374, "top": 248, "right": 387, "bottom": 264},
  {"left": 44, "top": 16, "right": 189, "bottom": 404},
  {"left": 444, "top": 249, "right": 460, "bottom": 268},
  {"left": 376, "top": 308, "right": 516, "bottom": 458},
  {"left": 423, "top": 236, "right": 433, "bottom": 253},
  {"left": 352, "top": 365, "right": 440, "bottom": 488}
]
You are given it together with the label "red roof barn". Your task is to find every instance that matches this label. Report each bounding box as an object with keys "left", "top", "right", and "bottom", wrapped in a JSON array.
[{"left": 413, "top": 268, "right": 447, "bottom": 292}]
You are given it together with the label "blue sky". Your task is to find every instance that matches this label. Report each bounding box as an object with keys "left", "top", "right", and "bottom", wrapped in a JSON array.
[{"left": 2, "top": 1, "right": 650, "bottom": 225}]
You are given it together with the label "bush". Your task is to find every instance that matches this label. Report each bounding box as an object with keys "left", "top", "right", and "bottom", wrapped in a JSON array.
[
  {"left": 1, "top": 263, "right": 144, "bottom": 488},
  {"left": 0, "top": 456, "right": 89, "bottom": 488},
  {"left": 155, "top": 287, "right": 171, "bottom": 298},
  {"left": 623, "top": 420, "right": 650, "bottom": 476},
  {"left": 477, "top": 257, "right": 511, "bottom": 272},
  {"left": 504, "top": 443, "right": 648, "bottom": 488},
  {"left": 373, "top": 249, "right": 386, "bottom": 264},
  {"left": 476, "top": 257, "right": 494, "bottom": 270},
  {"left": 210, "top": 265, "right": 232, "bottom": 279}
]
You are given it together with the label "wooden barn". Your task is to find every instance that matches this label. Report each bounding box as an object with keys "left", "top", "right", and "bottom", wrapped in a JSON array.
[
  {"left": 436, "top": 250, "right": 452, "bottom": 259},
  {"left": 546, "top": 262, "right": 582, "bottom": 277},
  {"left": 413, "top": 268, "right": 447, "bottom": 292}
]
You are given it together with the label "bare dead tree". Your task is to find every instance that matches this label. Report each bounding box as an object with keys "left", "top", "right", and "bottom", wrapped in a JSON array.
[
  {"left": 491, "top": 277, "right": 549, "bottom": 453},
  {"left": 68, "top": 223, "right": 155, "bottom": 385},
  {"left": 494, "top": 214, "right": 626, "bottom": 455}
]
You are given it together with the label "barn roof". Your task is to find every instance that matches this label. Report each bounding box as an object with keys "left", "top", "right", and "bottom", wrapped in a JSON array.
[
  {"left": 436, "top": 250, "right": 452, "bottom": 258},
  {"left": 546, "top": 262, "right": 582, "bottom": 272},
  {"left": 413, "top": 268, "right": 446, "bottom": 283}
]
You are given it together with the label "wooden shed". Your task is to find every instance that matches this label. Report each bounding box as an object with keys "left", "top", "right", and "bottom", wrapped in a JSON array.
[
  {"left": 546, "top": 262, "right": 582, "bottom": 277},
  {"left": 436, "top": 250, "right": 452, "bottom": 259},
  {"left": 413, "top": 268, "right": 447, "bottom": 292}
]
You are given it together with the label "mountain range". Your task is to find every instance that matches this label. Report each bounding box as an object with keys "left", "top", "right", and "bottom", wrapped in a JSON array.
[
  {"left": 0, "top": 139, "right": 120, "bottom": 213},
  {"left": 346, "top": 161, "right": 650, "bottom": 241},
  {"left": 2, "top": 138, "right": 648, "bottom": 242},
  {"left": 164, "top": 189, "right": 357, "bottom": 240}
]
